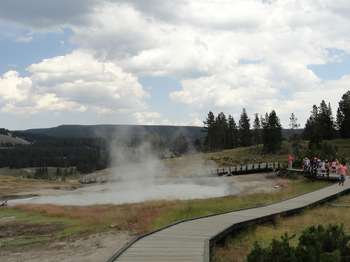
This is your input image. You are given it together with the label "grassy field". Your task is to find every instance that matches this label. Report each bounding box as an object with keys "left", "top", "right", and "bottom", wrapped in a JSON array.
[
  {"left": 0, "top": 177, "right": 329, "bottom": 251},
  {"left": 213, "top": 193, "right": 350, "bottom": 262}
]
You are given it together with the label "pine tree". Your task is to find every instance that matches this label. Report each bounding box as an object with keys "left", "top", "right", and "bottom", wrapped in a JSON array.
[
  {"left": 252, "top": 113, "right": 261, "bottom": 146},
  {"left": 203, "top": 111, "right": 216, "bottom": 150},
  {"left": 227, "top": 115, "right": 238, "bottom": 148},
  {"left": 318, "top": 100, "right": 335, "bottom": 139},
  {"left": 337, "top": 90, "right": 350, "bottom": 138},
  {"left": 262, "top": 110, "right": 282, "bottom": 153},
  {"left": 289, "top": 113, "right": 300, "bottom": 130},
  {"left": 238, "top": 108, "right": 252, "bottom": 147},
  {"left": 215, "top": 112, "right": 228, "bottom": 149},
  {"left": 289, "top": 113, "right": 301, "bottom": 158},
  {"left": 303, "top": 105, "right": 322, "bottom": 145}
]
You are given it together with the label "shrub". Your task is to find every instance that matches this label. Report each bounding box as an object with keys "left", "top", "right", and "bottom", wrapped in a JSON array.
[{"left": 247, "top": 224, "right": 350, "bottom": 262}]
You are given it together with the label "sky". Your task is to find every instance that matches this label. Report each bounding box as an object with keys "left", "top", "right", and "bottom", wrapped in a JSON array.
[{"left": 0, "top": 0, "right": 350, "bottom": 130}]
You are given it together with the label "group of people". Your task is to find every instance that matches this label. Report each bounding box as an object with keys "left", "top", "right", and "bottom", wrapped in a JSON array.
[{"left": 302, "top": 157, "right": 349, "bottom": 186}]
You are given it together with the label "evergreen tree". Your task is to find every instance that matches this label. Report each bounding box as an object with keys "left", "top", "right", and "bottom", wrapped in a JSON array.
[
  {"left": 203, "top": 111, "right": 216, "bottom": 150},
  {"left": 262, "top": 110, "right": 282, "bottom": 153},
  {"left": 318, "top": 100, "right": 335, "bottom": 139},
  {"left": 215, "top": 112, "right": 228, "bottom": 149},
  {"left": 303, "top": 100, "right": 336, "bottom": 145},
  {"left": 337, "top": 90, "right": 350, "bottom": 138},
  {"left": 289, "top": 113, "right": 300, "bottom": 130},
  {"left": 289, "top": 113, "right": 301, "bottom": 158},
  {"left": 172, "top": 134, "right": 189, "bottom": 156},
  {"left": 238, "top": 108, "right": 252, "bottom": 147},
  {"left": 227, "top": 115, "right": 238, "bottom": 148},
  {"left": 252, "top": 113, "right": 261, "bottom": 146},
  {"left": 303, "top": 105, "right": 322, "bottom": 145}
]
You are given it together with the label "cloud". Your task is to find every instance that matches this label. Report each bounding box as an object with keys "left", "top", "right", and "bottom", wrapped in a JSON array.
[
  {"left": 0, "top": 51, "right": 149, "bottom": 118},
  {"left": 1, "top": 0, "right": 350, "bottom": 126},
  {"left": 0, "top": 0, "right": 99, "bottom": 30}
]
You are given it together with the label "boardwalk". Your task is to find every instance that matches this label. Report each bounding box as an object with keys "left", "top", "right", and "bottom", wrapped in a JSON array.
[{"left": 109, "top": 179, "right": 350, "bottom": 262}]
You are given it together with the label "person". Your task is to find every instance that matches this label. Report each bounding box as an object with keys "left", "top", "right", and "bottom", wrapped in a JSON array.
[
  {"left": 331, "top": 159, "right": 337, "bottom": 175},
  {"left": 288, "top": 154, "right": 294, "bottom": 169},
  {"left": 325, "top": 160, "right": 330, "bottom": 178},
  {"left": 312, "top": 157, "right": 318, "bottom": 177},
  {"left": 338, "top": 162, "right": 348, "bottom": 186},
  {"left": 318, "top": 160, "right": 325, "bottom": 177}
]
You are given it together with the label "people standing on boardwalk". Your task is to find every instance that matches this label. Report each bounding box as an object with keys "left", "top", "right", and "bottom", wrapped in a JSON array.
[{"left": 338, "top": 162, "right": 348, "bottom": 186}]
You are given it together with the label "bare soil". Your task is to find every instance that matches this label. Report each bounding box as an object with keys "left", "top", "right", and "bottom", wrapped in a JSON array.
[
  {"left": 0, "top": 222, "right": 63, "bottom": 238},
  {"left": 0, "top": 232, "right": 132, "bottom": 262}
]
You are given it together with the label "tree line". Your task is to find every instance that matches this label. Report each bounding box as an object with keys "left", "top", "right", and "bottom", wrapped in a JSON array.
[
  {"left": 203, "top": 90, "right": 350, "bottom": 156},
  {"left": 303, "top": 90, "right": 350, "bottom": 144},
  {"left": 203, "top": 108, "right": 282, "bottom": 153}
]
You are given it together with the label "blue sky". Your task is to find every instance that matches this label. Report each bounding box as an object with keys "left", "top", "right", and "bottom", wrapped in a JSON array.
[{"left": 0, "top": 0, "right": 350, "bottom": 130}]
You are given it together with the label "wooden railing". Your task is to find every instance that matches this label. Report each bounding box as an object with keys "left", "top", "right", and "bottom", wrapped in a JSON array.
[{"left": 215, "top": 162, "right": 285, "bottom": 176}]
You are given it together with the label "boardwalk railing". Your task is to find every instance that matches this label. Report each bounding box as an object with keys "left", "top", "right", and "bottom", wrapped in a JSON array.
[{"left": 215, "top": 162, "right": 285, "bottom": 176}]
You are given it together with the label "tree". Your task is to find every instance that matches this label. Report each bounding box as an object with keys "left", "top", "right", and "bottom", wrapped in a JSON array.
[
  {"left": 337, "top": 90, "right": 350, "bottom": 138},
  {"left": 227, "top": 115, "right": 238, "bottom": 149},
  {"left": 289, "top": 113, "right": 301, "bottom": 158},
  {"left": 262, "top": 110, "right": 282, "bottom": 153},
  {"left": 252, "top": 113, "right": 261, "bottom": 146},
  {"left": 203, "top": 111, "right": 216, "bottom": 150},
  {"left": 172, "top": 134, "right": 189, "bottom": 156},
  {"left": 215, "top": 112, "right": 228, "bottom": 149},
  {"left": 238, "top": 108, "right": 252, "bottom": 147},
  {"left": 303, "top": 101, "right": 336, "bottom": 147},
  {"left": 318, "top": 100, "right": 335, "bottom": 140},
  {"left": 289, "top": 113, "right": 300, "bottom": 130},
  {"left": 303, "top": 105, "right": 322, "bottom": 146}
]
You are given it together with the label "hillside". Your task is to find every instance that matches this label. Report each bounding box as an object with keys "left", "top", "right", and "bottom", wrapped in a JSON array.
[
  {"left": 0, "top": 134, "right": 30, "bottom": 146},
  {"left": 22, "top": 124, "right": 204, "bottom": 141},
  {"left": 20, "top": 124, "right": 302, "bottom": 141}
]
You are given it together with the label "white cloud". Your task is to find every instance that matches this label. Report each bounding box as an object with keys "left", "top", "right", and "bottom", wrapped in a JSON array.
[
  {"left": 0, "top": 51, "right": 151, "bottom": 119},
  {"left": 1, "top": 0, "right": 350, "bottom": 126},
  {"left": 15, "top": 35, "right": 33, "bottom": 43}
]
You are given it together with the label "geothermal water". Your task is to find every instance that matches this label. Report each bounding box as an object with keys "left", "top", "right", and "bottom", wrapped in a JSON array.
[
  {"left": 11, "top": 143, "right": 239, "bottom": 206},
  {"left": 11, "top": 176, "right": 238, "bottom": 206}
]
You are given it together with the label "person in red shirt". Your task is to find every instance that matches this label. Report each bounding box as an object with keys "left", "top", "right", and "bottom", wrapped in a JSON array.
[
  {"left": 338, "top": 162, "right": 349, "bottom": 186},
  {"left": 288, "top": 154, "right": 294, "bottom": 169}
]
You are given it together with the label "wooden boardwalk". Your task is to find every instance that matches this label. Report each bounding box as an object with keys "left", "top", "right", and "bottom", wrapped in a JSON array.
[
  {"left": 215, "top": 162, "right": 283, "bottom": 176},
  {"left": 109, "top": 178, "right": 350, "bottom": 262}
]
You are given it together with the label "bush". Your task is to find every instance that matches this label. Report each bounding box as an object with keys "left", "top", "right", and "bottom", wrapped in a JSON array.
[{"left": 247, "top": 224, "right": 350, "bottom": 262}]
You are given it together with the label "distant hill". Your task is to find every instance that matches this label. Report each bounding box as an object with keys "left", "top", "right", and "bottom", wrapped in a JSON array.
[
  {"left": 0, "top": 133, "right": 30, "bottom": 146},
  {"left": 20, "top": 124, "right": 303, "bottom": 141},
  {"left": 21, "top": 125, "right": 205, "bottom": 141}
]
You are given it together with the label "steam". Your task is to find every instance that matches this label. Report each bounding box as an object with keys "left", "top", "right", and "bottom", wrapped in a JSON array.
[{"left": 11, "top": 129, "right": 239, "bottom": 206}]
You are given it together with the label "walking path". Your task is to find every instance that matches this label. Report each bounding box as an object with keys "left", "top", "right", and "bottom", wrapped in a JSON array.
[{"left": 109, "top": 177, "right": 350, "bottom": 262}]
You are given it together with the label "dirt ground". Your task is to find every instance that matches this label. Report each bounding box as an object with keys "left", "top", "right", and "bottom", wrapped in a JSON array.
[
  {"left": 0, "top": 231, "right": 132, "bottom": 262},
  {"left": 226, "top": 173, "right": 287, "bottom": 194}
]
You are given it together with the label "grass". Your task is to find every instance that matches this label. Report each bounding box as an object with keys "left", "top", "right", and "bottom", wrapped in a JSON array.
[
  {"left": 0, "top": 176, "right": 329, "bottom": 250},
  {"left": 0, "top": 175, "right": 79, "bottom": 197},
  {"left": 213, "top": 193, "right": 350, "bottom": 262},
  {"left": 150, "top": 178, "right": 328, "bottom": 230}
]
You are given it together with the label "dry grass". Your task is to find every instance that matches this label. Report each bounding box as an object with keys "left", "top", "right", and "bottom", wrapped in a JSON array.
[
  {"left": 214, "top": 194, "right": 350, "bottom": 262},
  {"left": 0, "top": 175, "right": 79, "bottom": 197},
  {"left": 7, "top": 177, "right": 328, "bottom": 238}
]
